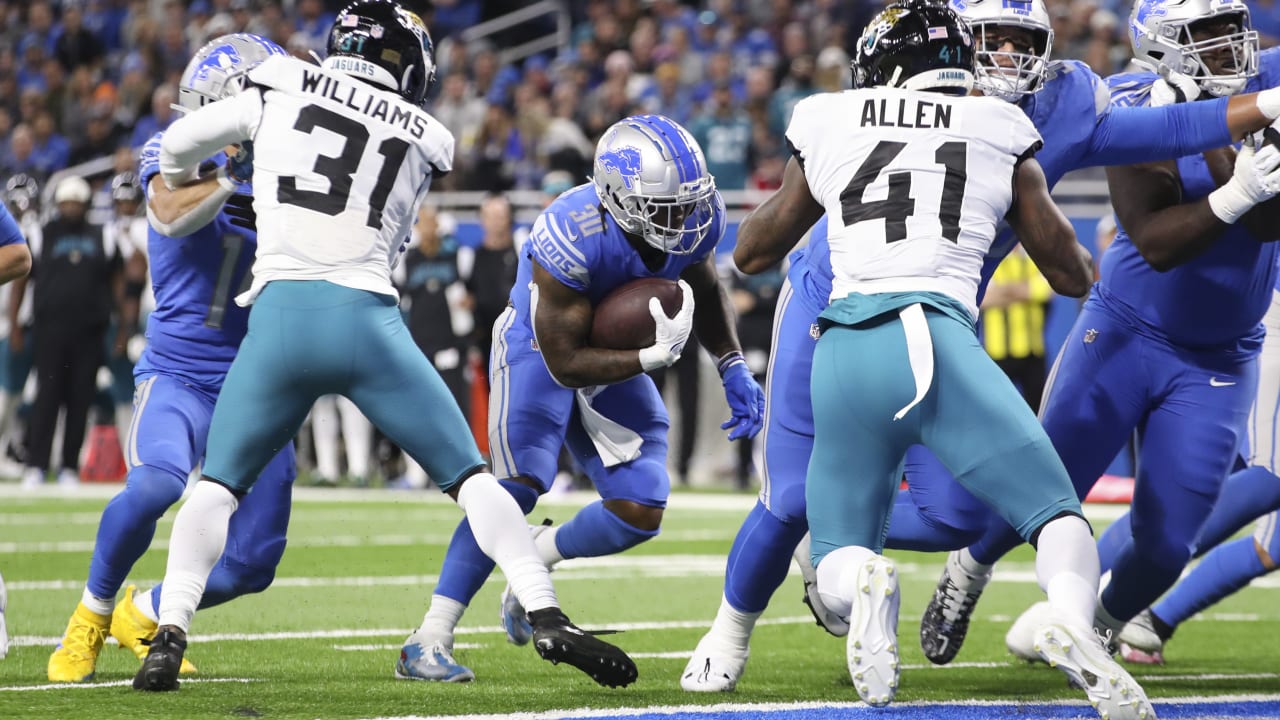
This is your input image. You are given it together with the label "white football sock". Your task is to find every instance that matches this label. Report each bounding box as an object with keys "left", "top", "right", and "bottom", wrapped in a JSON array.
[
  {"left": 134, "top": 587, "right": 159, "bottom": 623},
  {"left": 534, "top": 525, "right": 564, "bottom": 567},
  {"left": 80, "top": 587, "right": 114, "bottom": 616},
  {"left": 705, "top": 595, "right": 762, "bottom": 653},
  {"left": 956, "top": 547, "right": 993, "bottom": 577},
  {"left": 1034, "top": 515, "right": 1099, "bottom": 628},
  {"left": 157, "top": 481, "right": 238, "bottom": 631},
  {"left": 310, "top": 397, "right": 340, "bottom": 481},
  {"left": 419, "top": 594, "right": 466, "bottom": 645},
  {"left": 456, "top": 472, "right": 558, "bottom": 613},
  {"left": 815, "top": 545, "right": 876, "bottom": 620}
]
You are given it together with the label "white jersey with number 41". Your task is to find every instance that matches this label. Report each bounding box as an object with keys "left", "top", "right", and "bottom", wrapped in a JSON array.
[
  {"left": 158, "top": 54, "right": 454, "bottom": 305},
  {"left": 786, "top": 87, "right": 1041, "bottom": 318}
]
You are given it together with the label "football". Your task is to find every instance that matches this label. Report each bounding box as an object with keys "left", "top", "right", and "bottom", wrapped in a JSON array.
[{"left": 589, "top": 277, "right": 684, "bottom": 350}]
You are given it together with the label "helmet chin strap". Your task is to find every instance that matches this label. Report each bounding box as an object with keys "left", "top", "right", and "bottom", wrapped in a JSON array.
[{"left": 887, "top": 65, "right": 905, "bottom": 88}]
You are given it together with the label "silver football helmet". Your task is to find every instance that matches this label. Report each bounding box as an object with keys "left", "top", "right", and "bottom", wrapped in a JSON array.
[
  {"left": 1130, "top": 0, "right": 1257, "bottom": 97},
  {"left": 951, "top": 0, "right": 1053, "bottom": 101},
  {"left": 177, "top": 33, "right": 288, "bottom": 113},
  {"left": 592, "top": 114, "right": 718, "bottom": 255}
]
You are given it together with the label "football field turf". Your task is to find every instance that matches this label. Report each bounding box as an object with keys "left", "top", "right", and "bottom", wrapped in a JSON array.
[{"left": 2, "top": 487, "right": 1278, "bottom": 720}]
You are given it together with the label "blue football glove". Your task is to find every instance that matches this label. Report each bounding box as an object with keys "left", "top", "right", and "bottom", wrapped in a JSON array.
[
  {"left": 719, "top": 356, "right": 765, "bottom": 441},
  {"left": 226, "top": 141, "right": 254, "bottom": 184}
]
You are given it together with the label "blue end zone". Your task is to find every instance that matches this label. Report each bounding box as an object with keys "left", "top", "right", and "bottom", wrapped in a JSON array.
[{"left": 572, "top": 700, "right": 1280, "bottom": 720}]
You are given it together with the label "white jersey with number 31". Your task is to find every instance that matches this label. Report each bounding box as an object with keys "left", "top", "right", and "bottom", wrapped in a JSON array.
[
  {"left": 786, "top": 87, "right": 1041, "bottom": 318},
  {"left": 158, "top": 55, "right": 454, "bottom": 305}
]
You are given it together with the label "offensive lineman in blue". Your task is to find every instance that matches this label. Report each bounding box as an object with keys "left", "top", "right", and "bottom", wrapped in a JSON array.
[
  {"left": 0, "top": 199, "right": 32, "bottom": 661},
  {"left": 926, "top": 0, "right": 1280, "bottom": 666},
  {"left": 46, "top": 34, "right": 296, "bottom": 683},
  {"left": 683, "top": 0, "right": 1280, "bottom": 691},
  {"left": 399, "top": 114, "right": 765, "bottom": 682}
]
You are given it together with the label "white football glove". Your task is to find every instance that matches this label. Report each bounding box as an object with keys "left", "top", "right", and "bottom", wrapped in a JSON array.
[
  {"left": 1208, "top": 139, "right": 1280, "bottom": 224},
  {"left": 638, "top": 279, "right": 695, "bottom": 372},
  {"left": 1150, "top": 69, "right": 1201, "bottom": 107}
]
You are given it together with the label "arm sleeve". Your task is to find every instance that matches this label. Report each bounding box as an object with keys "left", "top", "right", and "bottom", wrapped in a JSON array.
[
  {"left": 159, "top": 90, "right": 264, "bottom": 190},
  {"left": 1082, "top": 97, "right": 1232, "bottom": 167},
  {"left": 0, "top": 205, "right": 26, "bottom": 247}
]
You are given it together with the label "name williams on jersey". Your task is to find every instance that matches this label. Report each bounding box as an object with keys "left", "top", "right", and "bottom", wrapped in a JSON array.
[{"left": 297, "top": 66, "right": 429, "bottom": 139}]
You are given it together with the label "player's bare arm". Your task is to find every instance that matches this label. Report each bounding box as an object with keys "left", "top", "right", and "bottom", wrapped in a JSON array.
[
  {"left": 1008, "top": 157, "right": 1092, "bottom": 297},
  {"left": 0, "top": 243, "right": 31, "bottom": 285},
  {"left": 146, "top": 144, "right": 247, "bottom": 236},
  {"left": 116, "top": 250, "right": 148, "bottom": 356},
  {"left": 735, "top": 157, "right": 824, "bottom": 275},
  {"left": 682, "top": 254, "right": 743, "bottom": 360},
  {"left": 1107, "top": 159, "right": 1235, "bottom": 272},
  {"left": 530, "top": 261, "right": 649, "bottom": 388}
]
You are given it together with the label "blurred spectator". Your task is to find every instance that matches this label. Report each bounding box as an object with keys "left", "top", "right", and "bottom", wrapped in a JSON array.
[
  {"left": 643, "top": 61, "right": 694, "bottom": 126},
  {"left": 689, "top": 82, "right": 754, "bottom": 190},
  {"left": 29, "top": 110, "right": 70, "bottom": 178},
  {"left": 53, "top": 1, "right": 106, "bottom": 73},
  {"left": 814, "top": 46, "right": 849, "bottom": 91},
  {"left": 18, "top": 176, "right": 122, "bottom": 489},
  {"left": 464, "top": 195, "right": 519, "bottom": 378},
  {"left": 2, "top": 124, "right": 38, "bottom": 181},
  {"left": 128, "top": 82, "right": 176, "bottom": 152},
  {"left": 768, "top": 54, "right": 814, "bottom": 137},
  {"left": 69, "top": 102, "right": 125, "bottom": 165},
  {"left": 17, "top": 36, "right": 49, "bottom": 91},
  {"left": 430, "top": 0, "right": 482, "bottom": 41},
  {"left": 431, "top": 73, "right": 487, "bottom": 181},
  {"left": 82, "top": 0, "right": 129, "bottom": 55},
  {"left": 293, "top": 0, "right": 335, "bottom": 48},
  {"left": 980, "top": 245, "right": 1053, "bottom": 412}
]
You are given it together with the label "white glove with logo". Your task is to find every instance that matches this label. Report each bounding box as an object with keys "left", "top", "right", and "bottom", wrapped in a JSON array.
[
  {"left": 1150, "top": 70, "right": 1201, "bottom": 107},
  {"left": 638, "top": 279, "right": 695, "bottom": 372},
  {"left": 1208, "top": 137, "right": 1280, "bottom": 224}
]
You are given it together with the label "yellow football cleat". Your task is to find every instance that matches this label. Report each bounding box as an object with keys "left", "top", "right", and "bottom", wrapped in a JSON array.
[
  {"left": 48, "top": 604, "right": 110, "bottom": 682},
  {"left": 110, "top": 585, "right": 197, "bottom": 675}
]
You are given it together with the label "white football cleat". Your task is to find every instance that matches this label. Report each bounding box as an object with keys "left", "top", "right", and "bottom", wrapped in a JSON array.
[
  {"left": 1034, "top": 613, "right": 1156, "bottom": 720},
  {"left": 1117, "top": 609, "right": 1166, "bottom": 665},
  {"left": 845, "top": 555, "right": 900, "bottom": 708},
  {"left": 794, "top": 533, "right": 850, "bottom": 637},
  {"left": 680, "top": 634, "right": 748, "bottom": 692},
  {"left": 1005, "top": 601, "right": 1053, "bottom": 663}
]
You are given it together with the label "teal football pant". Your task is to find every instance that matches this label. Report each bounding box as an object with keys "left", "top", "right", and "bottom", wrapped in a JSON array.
[
  {"left": 203, "top": 280, "right": 484, "bottom": 494},
  {"left": 806, "top": 306, "right": 1080, "bottom": 566}
]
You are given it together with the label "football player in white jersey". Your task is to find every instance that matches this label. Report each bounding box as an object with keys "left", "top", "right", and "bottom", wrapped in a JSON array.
[
  {"left": 734, "top": 2, "right": 1154, "bottom": 718},
  {"left": 132, "top": 0, "right": 635, "bottom": 692}
]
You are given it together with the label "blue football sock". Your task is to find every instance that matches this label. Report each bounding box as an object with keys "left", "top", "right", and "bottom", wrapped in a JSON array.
[
  {"left": 885, "top": 488, "right": 984, "bottom": 552},
  {"left": 722, "top": 501, "right": 807, "bottom": 613},
  {"left": 1096, "top": 510, "right": 1132, "bottom": 575},
  {"left": 1194, "top": 466, "right": 1280, "bottom": 555},
  {"left": 1153, "top": 536, "right": 1267, "bottom": 628},
  {"left": 434, "top": 479, "right": 540, "bottom": 606},
  {"left": 554, "top": 500, "right": 658, "bottom": 559},
  {"left": 86, "top": 465, "right": 186, "bottom": 600}
]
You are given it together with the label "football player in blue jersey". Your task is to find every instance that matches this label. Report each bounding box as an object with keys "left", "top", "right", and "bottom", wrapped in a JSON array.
[
  {"left": 683, "top": 0, "right": 1280, "bottom": 691},
  {"left": 0, "top": 198, "right": 32, "bottom": 661},
  {"left": 926, "top": 0, "right": 1280, "bottom": 666},
  {"left": 46, "top": 33, "right": 296, "bottom": 683},
  {"left": 397, "top": 114, "right": 765, "bottom": 682}
]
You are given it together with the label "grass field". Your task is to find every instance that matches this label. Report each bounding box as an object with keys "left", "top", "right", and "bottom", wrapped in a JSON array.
[{"left": 1, "top": 486, "right": 1278, "bottom": 720}]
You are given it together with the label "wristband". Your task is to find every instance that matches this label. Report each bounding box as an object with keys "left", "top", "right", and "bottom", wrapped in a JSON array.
[
  {"left": 717, "top": 350, "right": 746, "bottom": 377},
  {"left": 1256, "top": 86, "right": 1280, "bottom": 121},
  {"left": 1208, "top": 178, "right": 1254, "bottom": 224},
  {"left": 215, "top": 165, "right": 240, "bottom": 193}
]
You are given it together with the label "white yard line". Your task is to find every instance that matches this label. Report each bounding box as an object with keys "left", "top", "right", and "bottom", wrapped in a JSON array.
[
  {"left": 10, "top": 616, "right": 817, "bottom": 648},
  {"left": 333, "top": 643, "right": 485, "bottom": 651},
  {"left": 0, "top": 677, "right": 254, "bottom": 692}
]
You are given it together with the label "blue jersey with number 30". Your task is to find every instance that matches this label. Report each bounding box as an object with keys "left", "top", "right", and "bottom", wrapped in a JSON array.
[{"left": 135, "top": 131, "right": 257, "bottom": 388}]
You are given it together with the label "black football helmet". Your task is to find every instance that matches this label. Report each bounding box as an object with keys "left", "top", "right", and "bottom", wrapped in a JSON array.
[
  {"left": 324, "top": 0, "right": 437, "bottom": 106},
  {"left": 3, "top": 174, "right": 39, "bottom": 215},
  {"left": 110, "top": 171, "right": 144, "bottom": 205},
  {"left": 853, "top": 0, "right": 976, "bottom": 96}
]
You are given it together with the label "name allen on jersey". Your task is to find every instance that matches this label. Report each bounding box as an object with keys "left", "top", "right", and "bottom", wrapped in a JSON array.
[{"left": 860, "top": 96, "right": 955, "bottom": 129}]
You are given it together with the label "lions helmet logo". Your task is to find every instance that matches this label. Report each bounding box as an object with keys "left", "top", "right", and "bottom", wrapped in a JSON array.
[
  {"left": 1132, "top": 0, "right": 1168, "bottom": 41},
  {"left": 598, "top": 146, "right": 644, "bottom": 190},
  {"left": 192, "top": 43, "right": 243, "bottom": 81}
]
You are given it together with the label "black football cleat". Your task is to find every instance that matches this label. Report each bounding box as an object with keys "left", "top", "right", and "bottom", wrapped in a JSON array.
[
  {"left": 529, "top": 608, "right": 638, "bottom": 688},
  {"left": 132, "top": 625, "right": 187, "bottom": 691}
]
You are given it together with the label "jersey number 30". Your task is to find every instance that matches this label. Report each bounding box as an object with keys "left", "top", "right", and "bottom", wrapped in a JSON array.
[
  {"left": 840, "top": 140, "right": 968, "bottom": 244},
  {"left": 277, "top": 104, "right": 410, "bottom": 230}
]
